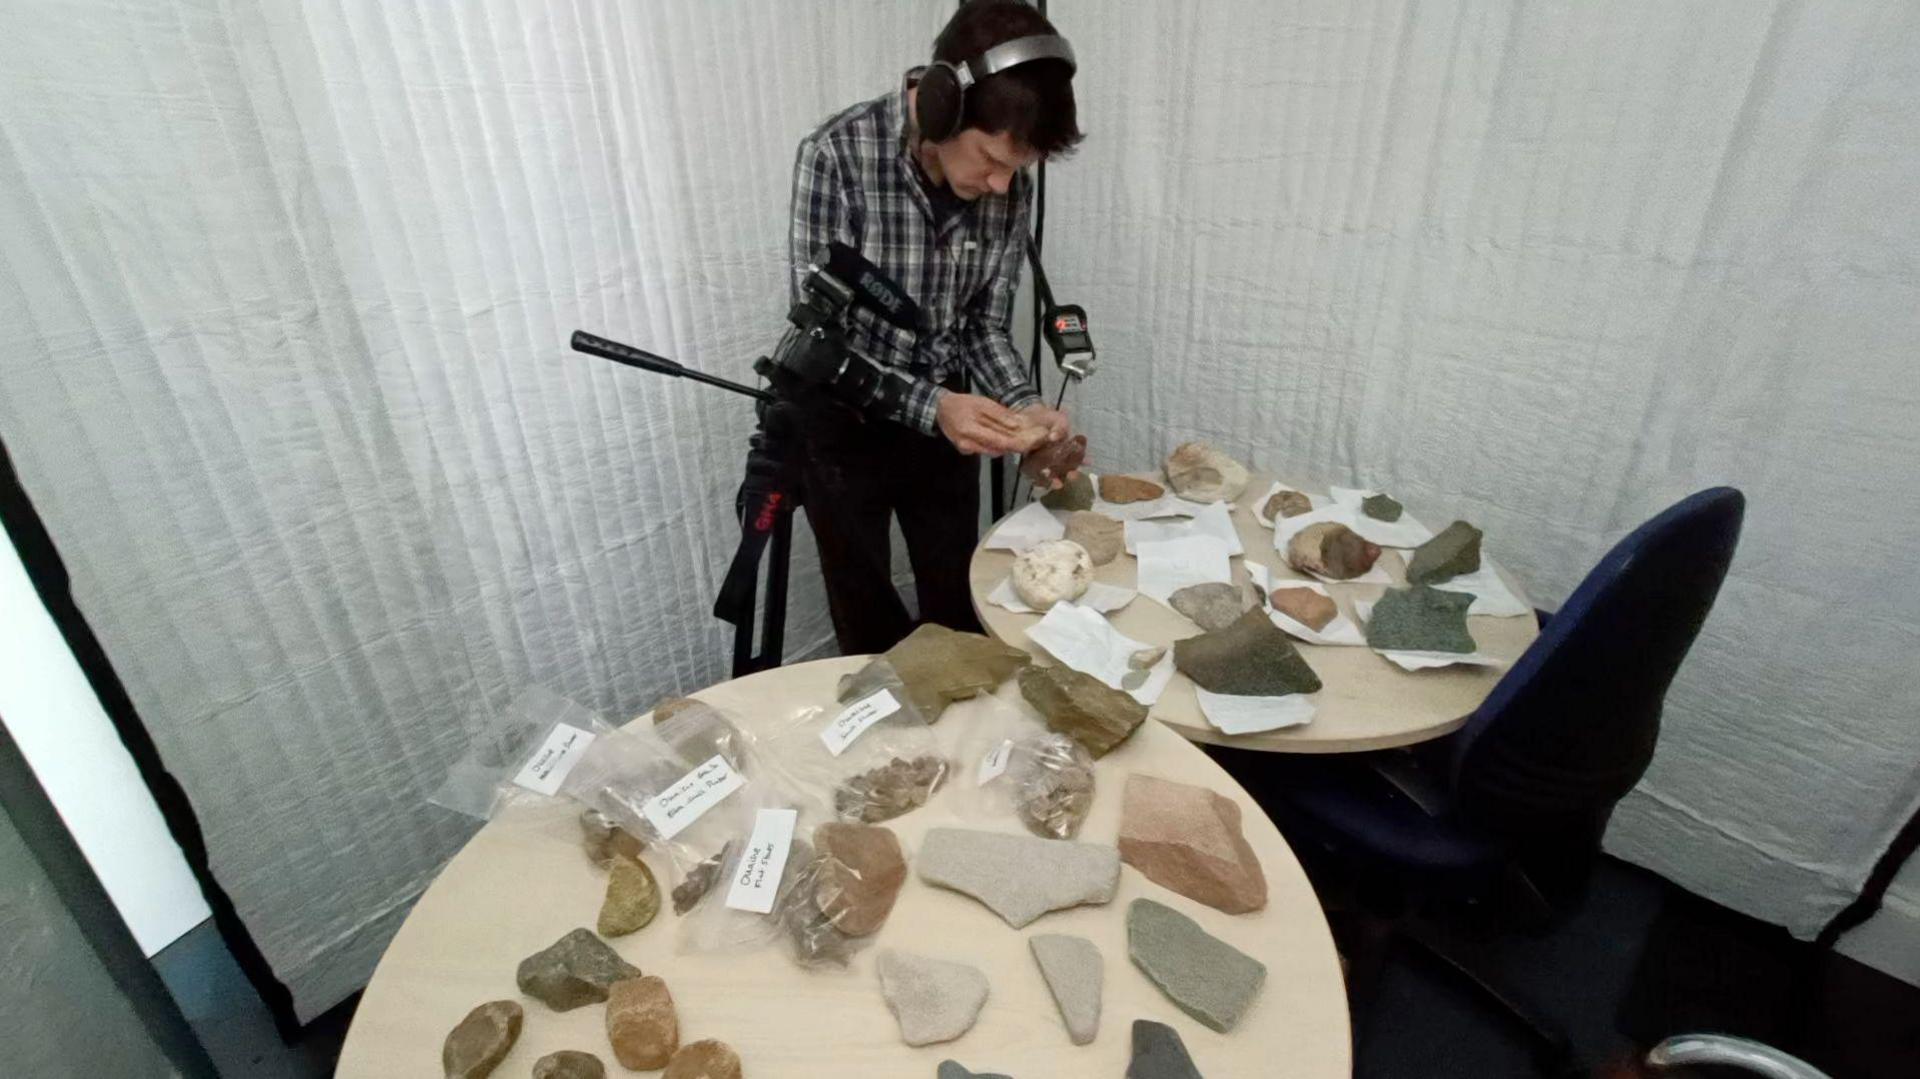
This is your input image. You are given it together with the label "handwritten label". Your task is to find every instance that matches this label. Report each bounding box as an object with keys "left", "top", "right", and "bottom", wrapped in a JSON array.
[
  {"left": 819, "top": 689, "right": 901, "bottom": 757},
  {"left": 509, "top": 723, "right": 598, "bottom": 796},
  {"left": 723, "top": 808, "right": 799, "bottom": 914},
  {"left": 977, "top": 739, "right": 1015, "bottom": 786},
  {"left": 641, "top": 755, "right": 745, "bottom": 840}
]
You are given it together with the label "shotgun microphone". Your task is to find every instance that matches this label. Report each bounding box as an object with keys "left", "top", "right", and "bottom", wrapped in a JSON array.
[{"left": 821, "top": 242, "right": 924, "bottom": 333}]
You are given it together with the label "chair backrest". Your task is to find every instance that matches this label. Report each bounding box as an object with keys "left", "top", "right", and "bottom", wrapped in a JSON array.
[{"left": 1448, "top": 488, "right": 1745, "bottom": 832}]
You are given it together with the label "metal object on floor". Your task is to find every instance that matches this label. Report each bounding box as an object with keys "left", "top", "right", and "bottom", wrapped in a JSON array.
[{"left": 1648, "top": 1034, "right": 1831, "bottom": 1078}]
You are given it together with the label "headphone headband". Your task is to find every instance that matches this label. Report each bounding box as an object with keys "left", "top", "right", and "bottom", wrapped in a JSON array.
[{"left": 954, "top": 33, "right": 1077, "bottom": 91}]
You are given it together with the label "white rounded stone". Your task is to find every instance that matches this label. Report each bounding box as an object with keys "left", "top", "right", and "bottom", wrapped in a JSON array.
[{"left": 1010, "top": 539, "right": 1093, "bottom": 610}]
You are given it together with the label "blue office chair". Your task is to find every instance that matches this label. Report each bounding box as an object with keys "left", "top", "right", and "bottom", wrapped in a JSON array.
[{"left": 1218, "top": 488, "right": 1746, "bottom": 1072}]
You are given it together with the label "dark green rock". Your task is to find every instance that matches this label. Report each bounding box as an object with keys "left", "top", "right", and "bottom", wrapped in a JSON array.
[
  {"left": 1172, "top": 609, "right": 1322, "bottom": 696},
  {"left": 1127, "top": 899, "right": 1266, "bottom": 1033},
  {"left": 1127, "top": 1019, "right": 1204, "bottom": 1079},
  {"left": 1040, "top": 472, "right": 1094, "bottom": 511},
  {"left": 514, "top": 928, "right": 640, "bottom": 1012},
  {"left": 938, "top": 1062, "right": 1014, "bottom": 1079},
  {"left": 1361, "top": 493, "right": 1403, "bottom": 522},
  {"left": 1406, "top": 520, "right": 1482, "bottom": 584},
  {"left": 1366, "top": 585, "right": 1476, "bottom": 653}
]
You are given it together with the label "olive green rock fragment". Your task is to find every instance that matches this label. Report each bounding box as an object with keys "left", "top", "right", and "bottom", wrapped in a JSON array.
[
  {"left": 1406, "top": 520, "right": 1482, "bottom": 584},
  {"left": 838, "top": 626, "right": 1029, "bottom": 721},
  {"left": 1361, "top": 493, "right": 1403, "bottom": 522},
  {"left": 1041, "top": 471, "right": 1094, "bottom": 511},
  {"left": 441, "top": 1000, "right": 522, "bottom": 1079},
  {"left": 1173, "top": 609, "right": 1322, "bottom": 696},
  {"left": 597, "top": 854, "right": 660, "bottom": 937},
  {"left": 1017, "top": 664, "right": 1147, "bottom": 759}
]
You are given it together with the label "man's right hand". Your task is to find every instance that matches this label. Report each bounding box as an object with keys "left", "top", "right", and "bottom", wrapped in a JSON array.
[{"left": 936, "top": 392, "right": 1036, "bottom": 457}]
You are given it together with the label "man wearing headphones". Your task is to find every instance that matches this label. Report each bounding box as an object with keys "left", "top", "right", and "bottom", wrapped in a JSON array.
[{"left": 790, "top": 0, "right": 1083, "bottom": 654}]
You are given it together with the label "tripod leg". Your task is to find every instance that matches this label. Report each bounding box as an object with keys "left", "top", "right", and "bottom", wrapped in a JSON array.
[{"left": 758, "top": 502, "right": 793, "bottom": 670}]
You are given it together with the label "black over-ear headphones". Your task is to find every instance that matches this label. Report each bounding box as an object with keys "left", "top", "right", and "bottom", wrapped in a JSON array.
[{"left": 915, "top": 33, "right": 1077, "bottom": 143}]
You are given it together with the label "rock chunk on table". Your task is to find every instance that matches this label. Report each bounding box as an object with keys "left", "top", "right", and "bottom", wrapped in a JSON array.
[
  {"left": 877, "top": 948, "right": 991, "bottom": 1047},
  {"left": 1261, "top": 489, "right": 1312, "bottom": 521},
  {"left": 1119, "top": 774, "right": 1267, "bottom": 914},
  {"left": 1269, "top": 586, "right": 1337, "bottom": 632},
  {"left": 1012, "top": 733, "right": 1096, "bottom": 840},
  {"left": 1168, "top": 581, "right": 1249, "bottom": 632},
  {"left": 515, "top": 929, "right": 640, "bottom": 1012},
  {"left": 597, "top": 854, "right": 660, "bottom": 937},
  {"left": 1361, "top": 493, "right": 1404, "bottom": 522},
  {"left": 839, "top": 624, "right": 1029, "bottom": 721},
  {"left": 1365, "top": 585, "right": 1477, "bottom": 654},
  {"left": 1030, "top": 933, "right": 1103, "bottom": 1045},
  {"left": 835, "top": 754, "right": 949, "bottom": 823},
  {"left": 917, "top": 827, "right": 1121, "bottom": 928},
  {"left": 1163, "top": 442, "right": 1250, "bottom": 503},
  {"left": 1128, "top": 1019, "right": 1205, "bottom": 1079},
  {"left": 442, "top": 1000, "right": 522, "bottom": 1079},
  {"left": 605, "top": 975, "right": 678, "bottom": 1070},
  {"left": 1173, "top": 609, "right": 1323, "bottom": 696},
  {"left": 663, "top": 1039, "right": 743, "bottom": 1079},
  {"left": 1017, "top": 663, "right": 1147, "bottom": 759},
  {"left": 1286, "top": 521, "right": 1381, "bottom": 580},
  {"left": 580, "top": 808, "right": 647, "bottom": 869},
  {"left": 1020, "top": 434, "right": 1087, "bottom": 489},
  {"left": 1406, "top": 520, "right": 1483, "bottom": 584},
  {"left": 532, "top": 1050, "right": 605, "bottom": 1079},
  {"left": 813, "top": 822, "right": 907, "bottom": 936},
  {"left": 1099, "top": 474, "right": 1166, "bottom": 504},
  {"left": 1041, "top": 472, "right": 1094, "bottom": 511},
  {"left": 1063, "top": 511, "right": 1124, "bottom": 566},
  {"left": 1011, "top": 538, "right": 1093, "bottom": 609},
  {"left": 1127, "top": 898, "right": 1267, "bottom": 1032},
  {"left": 938, "top": 1063, "right": 1014, "bottom": 1079}
]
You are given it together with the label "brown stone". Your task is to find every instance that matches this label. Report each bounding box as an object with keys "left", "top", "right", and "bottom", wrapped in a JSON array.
[
  {"left": 515, "top": 929, "right": 640, "bottom": 1012},
  {"left": 672, "top": 843, "right": 731, "bottom": 915},
  {"left": 834, "top": 755, "right": 949, "bottom": 823},
  {"left": 1099, "top": 474, "right": 1166, "bottom": 504},
  {"left": 442, "top": 1000, "right": 522, "bottom": 1079},
  {"left": 605, "top": 975, "right": 678, "bottom": 1071},
  {"left": 839, "top": 624, "right": 1030, "bottom": 720},
  {"left": 532, "top": 1050, "right": 605, "bottom": 1079},
  {"left": 1262, "top": 489, "right": 1313, "bottom": 520},
  {"left": 1017, "top": 663, "right": 1148, "bottom": 758},
  {"left": 813, "top": 822, "right": 908, "bottom": 936},
  {"left": 1286, "top": 521, "right": 1382, "bottom": 580},
  {"left": 1270, "top": 586, "right": 1338, "bottom": 631},
  {"left": 1163, "top": 441, "right": 1250, "bottom": 503},
  {"left": 1173, "top": 608, "right": 1323, "bottom": 696},
  {"left": 597, "top": 854, "right": 660, "bottom": 937},
  {"left": 580, "top": 808, "right": 646, "bottom": 869},
  {"left": 664, "top": 1039, "right": 744, "bottom": 1079},
  {"left": 1020, "top": 434, "right": 1087, "bottom": 488},
  {"left": 1063, "top": 511, "right": 1124, "bottom": 566},
  {"left": 1119, "top": 774, "right": 1267, "bottom": 914}
]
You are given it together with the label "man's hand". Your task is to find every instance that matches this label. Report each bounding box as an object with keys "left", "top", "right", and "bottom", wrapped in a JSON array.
[
  {"left": 936, "top": 392, "right": 1034, "bottom": 456},
  {"left": 1017, "top": 402, "right": 1071, "bottom": 443}
]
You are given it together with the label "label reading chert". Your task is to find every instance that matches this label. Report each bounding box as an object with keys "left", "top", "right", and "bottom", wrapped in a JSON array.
[
  {"left": 509, "top": 723, "right": 598, "bottom": 796},
  {"left": 977, "top": 739, "right": 1015, "bottom": 786},
  {"left": 819, "top": 689, "right": 901, "bottom": 757},
  {"left": 641, "top": 755, "right": 745, "bottom": 840},
  {"left": 723, "top": 808, "right": 799, "bottom": 914}
]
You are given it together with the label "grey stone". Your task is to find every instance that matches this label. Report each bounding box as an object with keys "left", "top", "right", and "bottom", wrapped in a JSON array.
[
  {"left": 1128, "top": 1019, "right": 1204, "bottom": 1079},
  {"left": 1017, "top": 663, "right": 1147, "bottom": 759},
  {"left": 1365, "top": 585, "right": 1476, "bottom": 653},
  {"left": 442, "top": 1000, "right": 522, "bottom": 1079},
  {"left": 917, "top": 827, "right": 1121, "bottom": 928},
  {"left": 532, "top": 1050, "right": 605, "bottom": 1079},
  {"left": 514, "top": 929, "right": 640, "bottom": 1012},
  {"left": 1163, "top": 442, "right": 1249, "bottom": 503},
  {"left": 877, "top": 948, "right": 991, "bottom": 1047},
  {"left": 1406, "top": 520, "right": 1483, "bottom": 584},
  {"left": 1040, "top": 471, "right": 1094, "bottom": 511},
  {"left": 1168, "top": 582, "right": 1249, "bottom": 632},
  {"left": 1127, "top": 898, "right": 1266, "bottom": 1033},
  {"left": 1030, "top": 933, "right": 1103, "bottom": 1045},
  {"left": 1173, "top": 608, "right": 1323, "bottom": 696},
  {"left": 1361, "top": 493, "right": 1404, "bottom": 522},
  {"left": 938, "top": 1063, "right": 1014, "bottom": 1079}
]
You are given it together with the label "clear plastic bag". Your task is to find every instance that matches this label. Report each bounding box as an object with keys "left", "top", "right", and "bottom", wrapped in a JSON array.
[
  {"left": 427, "top": 686, "right": 614, "bottom": 821},
  {"left": 759, "top": 660, "right": 952, "bottom": 826},
  {"left": 949, "top": 694, "right": 1097, "bottom": 840}
]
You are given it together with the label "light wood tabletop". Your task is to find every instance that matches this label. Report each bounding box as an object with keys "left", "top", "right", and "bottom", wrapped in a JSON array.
[
  {"left": 335, "top": 656, "right": 1351, "bottom": 1078},
  {"left": 969, "top": 473, "right": 1541, "bottom": 754}
]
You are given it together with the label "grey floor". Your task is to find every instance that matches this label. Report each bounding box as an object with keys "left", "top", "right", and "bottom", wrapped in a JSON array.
[{"left": 152, "top": 922, "right": 347, "bottom": 1079}]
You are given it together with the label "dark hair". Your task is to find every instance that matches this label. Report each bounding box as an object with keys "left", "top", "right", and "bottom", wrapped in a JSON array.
[{"left": 933, "top": 0, "right": 1083, "bottom": 157}]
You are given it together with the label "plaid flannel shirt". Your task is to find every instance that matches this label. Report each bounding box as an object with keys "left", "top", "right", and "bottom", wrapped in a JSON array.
[{"left": 789, "top": 74, "right": 1040, "bottom": 435}]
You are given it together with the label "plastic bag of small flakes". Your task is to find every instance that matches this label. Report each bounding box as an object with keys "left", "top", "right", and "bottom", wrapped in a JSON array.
[
  {"left": 949, "top": 694, "right": 1097, "bottom": 840},
  {"left": 427, "top": 686, "right": 615, "bottom": 821},
  {"left": 757, "top": 659, "right": 952, "bottom": 826}
]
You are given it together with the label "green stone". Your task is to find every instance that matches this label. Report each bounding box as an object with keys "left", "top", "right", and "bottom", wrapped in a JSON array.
[
  {"left": 1040, "top": 472, "right": 1094, "bottom": 511},
  {"left": 1406, "top": 520, "right": 1482, "bottom": 584},
  {"left": 1127, "top": 898, "right": 1267, "bottom": 1033},
  {"left": 839, "top": 625, "right": 1029, "bottom": 721},
  {"left": 1366, "top": 585, "right": 1476, "bottom": 653},
  {"left": 1172, "top": 609, "right": 1322, "bottom": 696},
  {"left": 1361, "top": 493, "right": 1403, "bottom": 522},
  {"left": 1018, "top": 664, "right": 1147, "bottom": 758},
  {"left": 1128, "top": 1020, "right": 1203, "bottom": 1079}
]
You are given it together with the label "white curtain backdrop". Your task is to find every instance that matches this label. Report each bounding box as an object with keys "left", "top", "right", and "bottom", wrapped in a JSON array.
[{"left": 2, "top": 0, "right": 1916, "bottom": 1018}]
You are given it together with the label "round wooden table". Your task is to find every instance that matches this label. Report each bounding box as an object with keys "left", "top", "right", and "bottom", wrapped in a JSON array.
[
  {"left": 335, "top": 657, "right": 1351, "bottom": 1078},
  {"left": 970, "top": 473, "right": 1540, "bottom": 753}
]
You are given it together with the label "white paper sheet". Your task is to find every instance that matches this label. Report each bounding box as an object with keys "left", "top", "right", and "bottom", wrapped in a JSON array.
[
  {"left": 985, "top": 576, "right": 1138, "bottom": 614},
  {"left": 1271, "top": 505, "right": 1398, "bottom": 585},
  {"left": 1193, "top": 687, "right": 1318, "bottom": 735},
  {"left": 1328, "top": 486, "right": 1436, "bottom": 548},
  {"left": 1123, "top": 500, "right": 1245, "bottom": 557},
  {"left": 1431, "top": 559, "right": 1534, "bottom": 618},
  {"left": 984, "top": 500, "right": 1065, "bottom": 552},
  {"left": 1134, "top": 535, "right": 1235, "bottom": 604},
  {"left": 1353, "top": 599, "right": 1508, "bottom": 671},
  {"left": 1024, "top": 601, "right": 1177, "bottom": 706},
  {"left": 1247, "top": 563, "right": 1368, "bottom": 647},
  {"left": 1249, "top": 480, "right": 1328, "bottom": 528}
]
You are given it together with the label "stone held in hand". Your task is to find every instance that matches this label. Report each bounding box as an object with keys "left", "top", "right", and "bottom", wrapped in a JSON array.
[
  {"left": 839, "top": 625, "right": 1029, "bottom": 721},
  {"left": 605, "top": 975, "right": 678, "bottom": 1071},
  {"left": 442, "top": 1000, "right": 522, "bottom": 1079},
  {"left": 597, "top": 854, "right": 661, "bottom": 937},
  {"left": 1010, "top": 538, "right": 1093, "bottom": 609},
  {"left": 813, "top": 821, "right": 908, "bottom": 936},
  {"left": 1012, "top": 732, "right": 1096, "bottom": 840},
  {"left": 877, "top": 948, "right": 992, "bottom": 1046},
  {"left": 1030, "top": 933, "right": 1103, "bottom": 1045},
  {"left": 1406, "top": 520, "right": 1483, "bottom": 584},
  {"left": 663, "top": 1039, "right": 743, "bottom": 1079},
  {"left": 1063, "top": 511, "right": 1124, "bottom": 566},
  {"left": 1020, "top": 434, "right": 1087, "bottom": 488},
  {"left": 1163, "top": 442, "right": 1250, "bottom": 503},
  {"left": 1017, "top": 663, "right": 1148, "bottom": 759},
  {"left": 1099, "top": 474, "right": 1166, "bottom": 504},
  {"left": 1286, "top": 521, "right": 1382, "bottom": 580},
  {"left": 1261, "top": 489, "right": 1312, "bottom": 521},
  {"left": 1173, "top": 608, "right": 1323, "bottom": 696},
  {"left": 1127, "top": 898, "right": 1267, "bottom": 1033},
  {"left": 1119, "top": 774, "right": 1267, "bottom": 914},
  {"left": 1361, "top": 492, "right": 1404, "bottom": 522},
  {"left": 671, "top": 842, "right": 732, "bottom": 915},
  {"left": 532, "top": 1050, "right": 605, "bottom": 1079},
  {"left": 580, "top": 808, "right": 646, "bottom": 869},
  {"left": 917, "top": 826, "right": 1121, "bottom": 928},
  {"left": 1040, "top": 472, "right": 1094, "bottom": 511},
  {"left": 835, "top": 754, "right": 949, "bottom": 823},
  {"left": 1128, "top": 1019, "right": 1205, "bottom": 1079},
  {"left": 1168, "top": 581, "right": 1249, "bottom": 632},
  {"left": 1365, "top": 585, "right": 1477, "bottom": 654},
  {"left": 1269, "top": 586, "right": 1337, "bottom": 632},
  {"left": 515, "top": 928, "right": 641, "bottom": 1012}
]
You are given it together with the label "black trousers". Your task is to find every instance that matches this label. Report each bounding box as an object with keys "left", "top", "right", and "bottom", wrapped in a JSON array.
[{"left": 800, "top": 399, "right": 984, "bottom": 656}]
